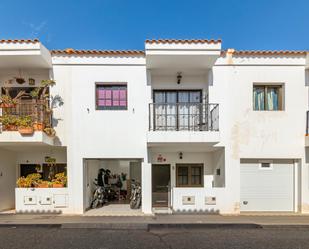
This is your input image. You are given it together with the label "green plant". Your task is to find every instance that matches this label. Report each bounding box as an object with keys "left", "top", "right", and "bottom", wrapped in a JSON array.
[
  {"left": 16, "top": 177, "right": 30, "bottom": 188},
  {"left": 52, "top": 172, "right": 67, "bottom": 186},
  {"left": 44, "top": 127, "right": 56, "bottom": 137},
  {"left": 16, "top": 115, "right": 33, "bottom": 128},
  {"left": 0, "top": 95, "right": 17, "bottom": 105},
  {"left": 30, "top": 79, "right": 56, "bottom": 100},
  {"left": 0, "top": 114, "right": 18, "bottom": 127},
  {"left": 16, "top": 173, "right": 42, "bottom": 188},
  {"left": 1, "top": 87, "right": 27, "bottom": 105}
]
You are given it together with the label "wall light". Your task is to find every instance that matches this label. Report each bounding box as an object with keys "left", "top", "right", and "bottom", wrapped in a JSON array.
[
  {"left": 177, "top": 72, "right": 182, "bottom": 84},
  {"left": 179, "top": 152, "right": 183, "bottom": 159}
]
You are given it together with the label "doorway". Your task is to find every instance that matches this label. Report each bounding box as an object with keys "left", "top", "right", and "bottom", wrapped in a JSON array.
[{"left": 152, "top": 164, "right": 171, "bottom": 207}]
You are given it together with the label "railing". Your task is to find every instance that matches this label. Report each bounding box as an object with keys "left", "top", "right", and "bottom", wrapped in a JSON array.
[
  {"left": 149, "top": 103, "right": 219, "bottom": 131},
  {"left": 0, "top": 100, "right": 52, "bottom": 131}
]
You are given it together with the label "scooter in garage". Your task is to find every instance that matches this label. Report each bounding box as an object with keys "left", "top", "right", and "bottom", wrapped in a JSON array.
[
  {"left": 91, "top": 179, "right": 107, "bottom": 209},
  {"left": 130, "top": 180, "right": 141, "bottom": 209}
]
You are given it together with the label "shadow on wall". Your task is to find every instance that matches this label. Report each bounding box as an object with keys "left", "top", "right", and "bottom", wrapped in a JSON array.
[
  {"left": 51, "top": 94, "right": 64, "bottom": 146},
  {"left": 15, "top": 210, "right": 63, "bottom": 214},
  {"left": 173, "top": 209, "right": 220, "bottom": 214}
]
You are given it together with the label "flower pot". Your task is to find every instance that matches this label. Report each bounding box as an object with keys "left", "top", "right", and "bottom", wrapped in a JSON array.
[
  {"left": 0, "top": 103, "right": 16, "bottom": 108},
  {"left": 33, "top": 122, "right": 45, "bottom": 131},
  {"left": 18, "top": 127, "right": 34, "bottom": 135},
  {"left": 37, "top": 183, "right": 49, "bottom": 188},
  {"left": 4, "top": 125, "right": 18, "bottom": 131},
  {"left": 15, "top": 78, "right": 25, "bottom": 84},
  {"left": 52, "top": 183, "right": 64, "bottom": 188}
]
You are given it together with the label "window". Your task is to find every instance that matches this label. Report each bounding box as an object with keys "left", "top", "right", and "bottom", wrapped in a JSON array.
[
  {"left": 176, "top": 164, "right": 203, "bottom": 187},
  {"left": 96, "top": 84, "right": 127, "bottom": 110},
  {"left": 20, "top": 163, "right": 67, "bottom": 180},
  {"left": 253, "top": 84, "right": 283, "bottom": 111}
]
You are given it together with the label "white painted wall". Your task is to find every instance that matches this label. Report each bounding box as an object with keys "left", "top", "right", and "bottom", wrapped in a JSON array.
[
  {"left": 209, "top": 55, "right": 308, "bottom": 213},
  {"left": 52, "top": 57, "right": 150, "bottom": 213},
  {"left": 1, "top": 43, "right": 308, "bottom": 215}
]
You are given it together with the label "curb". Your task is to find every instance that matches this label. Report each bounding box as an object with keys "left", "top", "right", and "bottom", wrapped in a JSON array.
[
  {"left": 0, "top": 224, "right": 62, "bottom": 228},
  {"left": 1, "top": 223, "right": 309, "bottom": 230},
  {"left": 61, "top": 223, "right": 148, "bottom": 230},
  {"left": 148, "top": 223, "right": 263, "bottom": 230}
]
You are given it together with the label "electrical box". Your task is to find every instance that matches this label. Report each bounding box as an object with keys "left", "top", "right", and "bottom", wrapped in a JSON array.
[
  {"left": 53, "top": 194, "right": 68, "bottom": 208},
  {"left": 182, "top": 196, "right": 195, "bottom": 205},
  {"left": 39, "top": 196, "right": 52, "bottom": 205},
  {"left": 24, "top": 196, "right": 37, "bottom": 205},
  {"left": 205, "top": 196, "right": 216, "bottom": 205}
]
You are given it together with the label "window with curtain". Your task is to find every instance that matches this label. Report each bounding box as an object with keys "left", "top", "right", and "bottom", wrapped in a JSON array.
[
  {"left": 253, "top": 84, "right": 283, "bottom": 111},
  {"left": 176, "top": 164, "right": 203, "bottom": 187},
  {"left": 96, "top": 84, "right": 127, "bottom": 110}
]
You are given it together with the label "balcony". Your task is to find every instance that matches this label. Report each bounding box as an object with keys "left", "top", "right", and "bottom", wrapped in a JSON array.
[
  {"left": 148, "top": 103, "right": 220, "bottom": 144},
  {"left": 0, "top": 100, "right": 54, "bottom": 145}
]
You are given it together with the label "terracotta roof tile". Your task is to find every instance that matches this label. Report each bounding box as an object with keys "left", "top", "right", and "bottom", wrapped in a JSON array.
[
  {"left": 145, "top": 39, "right": 221, "bottom": 44},
  {"left": 223, "top": 49, "right": 307, "bottom": 56},
  {"left": 0, "top": 39, "right": 39, "bottom": 44},
  {"left": 51, "top": 49, "right": 145, "bottom": 56}
]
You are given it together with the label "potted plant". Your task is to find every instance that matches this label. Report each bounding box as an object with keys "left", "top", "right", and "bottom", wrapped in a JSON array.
[
  {"left": 44, "top": 127, "right": 56, "bottom": 137},
  {"left": 0, "top": 95, "right": 17, "bottom": 108},
  {"left": 17, "top": 116, "right": 34, "bottom": 135},
  {"left": 0, "top": 87, "right": 27, "bottom": 108},
  {"left": 33, "top": 122, "right": 45, "bottom": 131},
  {"left": 0, "top": 115, "right": 18, "bottom": 131},
  {"left": 15, "top": 77, "right": 25, "bottom": 84},
  {"left": 16, "top": 173, "right": 42, "bottom": 188},
  {"left": 36, "top": 180, "right": 50, "bottom": 188},
  {"left": 52, "top": 172, "right": 67, "bottom": 188},
  {"left": 16, "top": 176, "right": 31, "bottom": 188}
]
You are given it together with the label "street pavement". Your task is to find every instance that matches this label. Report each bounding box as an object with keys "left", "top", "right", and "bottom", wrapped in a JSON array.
[{"left": 1, "top": 227, "right": 309, "bottom": 249}]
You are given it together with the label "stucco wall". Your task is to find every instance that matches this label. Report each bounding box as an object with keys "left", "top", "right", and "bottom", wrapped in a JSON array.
[{"left": 209, "top": 57, "right": 309, "bottom": 212}]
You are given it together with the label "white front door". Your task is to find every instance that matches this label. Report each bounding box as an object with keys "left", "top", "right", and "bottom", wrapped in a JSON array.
[{"left": 240, "top": 161, "right": 294, "bottom": 212}]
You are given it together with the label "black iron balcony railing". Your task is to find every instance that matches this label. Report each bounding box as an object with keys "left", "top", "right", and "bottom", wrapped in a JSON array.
[
  {"left": 149, "top": 103, "right": 219, "bottom": 131},
  {"left": 0, "top": 100, "right": 52, "bottom": 131}
]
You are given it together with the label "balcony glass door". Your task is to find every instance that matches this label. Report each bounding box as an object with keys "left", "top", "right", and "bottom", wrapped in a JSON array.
[
  {"left": 154, "top": 91, "right": 177, "bottom": 130},
  {"left": 154, "top": 90, "right": 202, "bottom": 130},
  {"left": 178, "top": 91, "right": 201, "bottom": 130}
]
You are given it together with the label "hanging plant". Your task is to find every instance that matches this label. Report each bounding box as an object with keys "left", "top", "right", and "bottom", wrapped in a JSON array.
[{"left": 15, "top": 77, "right": 26, "bottom": 84}]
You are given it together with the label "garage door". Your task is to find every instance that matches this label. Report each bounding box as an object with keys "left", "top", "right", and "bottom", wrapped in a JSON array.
[{"left": 240, "top": 160, "right": 294, "bottom": 212}]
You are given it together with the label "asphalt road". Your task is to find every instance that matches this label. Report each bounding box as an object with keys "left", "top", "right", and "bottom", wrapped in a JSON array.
[{"left": 0, "top": 227, "right": 309, "bottom": 249}]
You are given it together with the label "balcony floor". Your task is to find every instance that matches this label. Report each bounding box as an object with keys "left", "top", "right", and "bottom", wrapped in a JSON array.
[
  {"left": 0, "top": 131, "right": 54, "bottom": 146},
  {"left": 147, "top": 130, "right": 220, "bottom": 145}
]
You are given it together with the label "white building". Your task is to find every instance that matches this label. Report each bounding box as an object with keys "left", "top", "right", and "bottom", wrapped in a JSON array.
[{"left": 0, "top": 38, "right": 308, "bottom": 215}]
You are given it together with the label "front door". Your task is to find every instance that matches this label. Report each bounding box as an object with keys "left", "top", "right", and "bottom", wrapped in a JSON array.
[{"left": 152, "top": 164, "right": 171, "bottom": 207}]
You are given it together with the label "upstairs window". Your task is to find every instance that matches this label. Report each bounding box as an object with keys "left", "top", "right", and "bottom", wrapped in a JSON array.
[
  {"left": 253, "top": 84, "right": 283, "bottom": 111},
  {"left": 96, "top": 83, "right": 127, "bottom": 110}
]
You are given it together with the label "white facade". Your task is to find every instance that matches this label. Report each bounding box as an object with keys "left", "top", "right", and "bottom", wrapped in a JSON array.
[{"left": 0, "top": 39, "right": 308, "bottom": 215}]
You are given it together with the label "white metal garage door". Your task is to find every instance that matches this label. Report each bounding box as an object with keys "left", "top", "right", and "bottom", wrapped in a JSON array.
[{"left": 240, "top": 160, "right": 294, "bottom": 212}]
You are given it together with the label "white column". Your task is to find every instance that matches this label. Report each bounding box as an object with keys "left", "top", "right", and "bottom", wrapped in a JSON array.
[
  {"left": 294, "top": 159, "right": 299, "bottom": 213},
  {"left": 142, "top": 162, "right": 152, "bottom": 214}
]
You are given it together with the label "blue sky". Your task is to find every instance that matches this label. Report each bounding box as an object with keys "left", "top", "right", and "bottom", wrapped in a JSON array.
[{"left": 0, "top": 0, "right": 308, "bottom": 51}]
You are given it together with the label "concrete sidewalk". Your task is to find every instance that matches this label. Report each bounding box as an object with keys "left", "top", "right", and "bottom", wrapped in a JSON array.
[{"left": 2, "top": 214, "right": 309, "bottom": 229}]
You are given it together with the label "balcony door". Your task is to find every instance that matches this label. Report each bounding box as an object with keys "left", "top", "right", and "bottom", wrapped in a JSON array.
[{"left": 153, "top": 90, "right": 202, "bottom": 130}]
